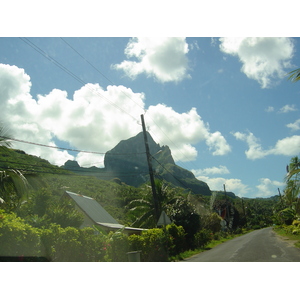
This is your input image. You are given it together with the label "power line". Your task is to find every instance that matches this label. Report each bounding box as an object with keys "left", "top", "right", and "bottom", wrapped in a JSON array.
[
  {"left": 0, "top": 136, "right": 146, "bottom": 156},
  {"left": 19, "top": 37, "right": 140, "bottom": 123},
  {"left": 0, "top": 162, "right": 149, "bottom": 178},
  {"left": 150, "top": 155, "right": 191, "bottom": 191},
  {"left": 60, "top": 37, "right": 146, "bottom": 114},
  {"left": 32, "top": 37, "right": 193, "bottom": 165},
  {"left": 19, "top": 37, "right": 197, "bottom": 167}
]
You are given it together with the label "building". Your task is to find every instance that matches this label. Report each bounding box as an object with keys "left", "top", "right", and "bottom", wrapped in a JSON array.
[{"left": 63, "top": 191, "right": 146, "bottom": 235}]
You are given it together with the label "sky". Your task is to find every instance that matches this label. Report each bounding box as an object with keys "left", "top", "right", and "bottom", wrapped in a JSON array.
[{"left": 1, "top": 35, "right": 300, "bottom": 198}]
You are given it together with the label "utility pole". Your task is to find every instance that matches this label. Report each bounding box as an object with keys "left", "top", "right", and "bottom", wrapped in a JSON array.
[{"left": 140, "top": 114, "right": 159, "bottom": 224}]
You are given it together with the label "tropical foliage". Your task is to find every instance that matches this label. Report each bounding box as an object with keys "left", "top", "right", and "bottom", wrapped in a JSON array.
[
  {"left": 2, "top": 125, "right": 296, "bottom": 261},
  {"left": 287, "top": 68, "right": 300, "bottom": 82}
]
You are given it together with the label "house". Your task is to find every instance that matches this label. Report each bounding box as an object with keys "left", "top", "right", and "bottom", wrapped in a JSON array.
[{"left": 63, "top": 191, "right": 146, "bottom": 235}]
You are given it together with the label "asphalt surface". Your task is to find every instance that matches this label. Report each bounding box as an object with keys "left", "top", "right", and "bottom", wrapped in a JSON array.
[{"left": 183, "top": 227, "right": 300, "bottom": 262}]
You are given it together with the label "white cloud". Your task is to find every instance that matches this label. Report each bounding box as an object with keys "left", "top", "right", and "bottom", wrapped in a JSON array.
[
  {"left": 265, "top": 106, "right": 274, "bottom": 112},
  {"left": 286, "top": 119, "right": 300, "bottom": 131},
  {"left": 112, "top": 37, "right": 191, "bottom": 83},
  {"left": 0, "top": 63, "right": 231, "bottom": 167},
  {"left": 219, "top": 37, "right": 295, "bottom": 88},
  {"left": 256, "top": 178, "right": 284, "bottom": 197},
  {"left": 272, "top": 135, "right": 300, "bottom": 156},
  {"left": 192, "top": 165, "right": 230, "bottom": 176},
  {"left": 206, "top": 131, "right": 231, "bottom": 155},
  {"left": 193, "top": 174, "right": 249, "bottom": 197},
  {"left": 233, "top": 131, "right": 300, "bottom": 159},
  {"left": 233, "top": 131, "right": 268, "bottom": 159},
  {"left": 279, "top": 104, "right": 297, "bottom": 113},
  {"left": 146, "top": 104, "right": 231, "bottom": 161}
]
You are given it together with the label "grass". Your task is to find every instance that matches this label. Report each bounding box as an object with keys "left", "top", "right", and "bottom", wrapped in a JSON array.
[
  {"left": 170, "top": 229, "right": 253, "bottom": 261},
  {"left": 273, "top": 226, "right": 300, "bottom": 248}
]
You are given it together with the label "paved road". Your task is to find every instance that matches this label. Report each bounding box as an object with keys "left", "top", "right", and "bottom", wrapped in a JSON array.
[{"left": 183, "top": 227, "right": 300, "bottom": 262}]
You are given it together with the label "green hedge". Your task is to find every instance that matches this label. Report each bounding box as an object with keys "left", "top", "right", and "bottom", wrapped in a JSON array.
[
  {"left": 1, "top": 210, "right": 214, "bottom": 262},
  {"left": 0, "top": 210, "right": 41, "bottom": 258}
]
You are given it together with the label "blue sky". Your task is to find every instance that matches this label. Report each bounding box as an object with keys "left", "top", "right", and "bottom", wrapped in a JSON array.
[{"left": 1, "top": 36, "right": 300, "bottom": 198}]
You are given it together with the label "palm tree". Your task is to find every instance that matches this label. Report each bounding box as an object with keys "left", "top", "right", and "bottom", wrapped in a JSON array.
[
  {"left": 0, "top": 125, "right": 31, "bottom": 212},
  {"left": 126, "top": 179, "right": 176, "bottom": 228},
  {"left": 284, "top": 156, "right": 300, "bottom": 216},
  {"left": 287, "top": 68, "right": 300, "bottom": 83},
  {"left": 286, "top": 156, "right": 300, "bottom": 183}
]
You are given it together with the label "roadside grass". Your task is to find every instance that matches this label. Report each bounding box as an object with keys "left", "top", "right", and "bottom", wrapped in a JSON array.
[
  {"left": 273, "top": 227, "right": 300, "bottom": 248},
  {"left": 170, "top": 229, "right": 253, "bottom": 261}
]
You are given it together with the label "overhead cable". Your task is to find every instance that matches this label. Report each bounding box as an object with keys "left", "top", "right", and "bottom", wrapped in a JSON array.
[
  {"left": 19, "top": 37, "right": 140, "bottom": 122},
  {"left": 0, "top": 136, "right": 145, "bottom": 156}
]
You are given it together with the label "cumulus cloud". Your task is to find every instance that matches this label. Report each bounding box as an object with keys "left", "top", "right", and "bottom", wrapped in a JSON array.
[
  {"left": 112, "top": 37, "right": 191, "bottom": 83},
  {"left": 206, "top": 131, "right": 231, "bottom": 155},
  {"left": 146, "top": 104, "right": 231, "bottom": 161},
  {"left": 193, "top": 173, "right": 249, "bottom": 197},
  {"left": 192, "top": 165, "right": 230, "bottom": 176},
  {"left": 256, "top": 178, "right": 284, "bottom": 197},
  {"left": 233, "top": 131, "right": 300, "bottom": 159},
  {"left": 286, "top": 119, "right": 300, "bottom": 131},
  {"left": 0, "top": 63, "right": 230, "bottom": 167},
  {"left": 219, "top": 37, "right": 295, "bottom": 88},
  {"left": 279, "top": 104, "right": 297, "bottom": 113}
]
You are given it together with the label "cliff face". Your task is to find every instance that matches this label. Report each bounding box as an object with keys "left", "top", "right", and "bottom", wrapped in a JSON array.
[
  {"left": 104, "top": 131, "right": 211, "bottom": 196},
  {"left": 63, "top": 131, "right": 211, "bottom": 195}
]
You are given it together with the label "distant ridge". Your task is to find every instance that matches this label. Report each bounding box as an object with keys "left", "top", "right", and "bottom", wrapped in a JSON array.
[{"left": 64, "top": 131, "right": 212, "bottom": 196}]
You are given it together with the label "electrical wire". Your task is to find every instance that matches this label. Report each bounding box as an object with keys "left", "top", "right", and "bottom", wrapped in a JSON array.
[
  {"left": 19, "top": 37, "right": 140, "bottom": 123},
  {"left": 150, "top": 155, "right": 191, "bottom": 191},
  {"left": 0, "top": 162, "right": 149, "bottom": 178},
  {"left": 0, "top": 136, "right": 146, "bottom": 156},
  {"left": 19, "top": 37, "right": 199, "bottom": 169}
]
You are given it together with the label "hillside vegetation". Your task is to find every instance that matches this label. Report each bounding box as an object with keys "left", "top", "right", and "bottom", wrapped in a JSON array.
[{"left": 0, "top": 145, "right": 287, "bottom": 262}]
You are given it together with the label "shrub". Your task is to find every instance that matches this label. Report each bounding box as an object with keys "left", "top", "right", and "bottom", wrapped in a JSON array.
[
  {"left": 78, "top": 227, "right": 106, "bottom": 262},
  {"left": 128, "top": 228, "right": 169, "bottom": 262},
  {"left": 105, "top": 231, "right": 129, "bottom": 262},
  {"left": 165, "top": 223, "right": 187, "bottom": 256},
  {"left": 252, "top": 225, "right": 261, "bottom": 230},
  {"left": 0, "top": 210, "right": 41, "bottom": 258},
  {"left": 40, "top": 224, "right": 108, "bottom": 262},
  {"left": 40, "top": 224, "right": 82, "bottom": 261},
  {"left": 201, "top": 213, "right": 222, "bottom": 233},
  {"left": 292, "top": 220, "right": 300, "bottom": 227},
  {"left": 278, "top": 208, "right": 296, "bottom": 225},
  {"left": 193, "top": 229, "right": 211, "bottom": 249}
]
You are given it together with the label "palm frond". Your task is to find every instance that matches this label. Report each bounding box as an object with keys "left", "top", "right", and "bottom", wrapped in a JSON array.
[
  {"left": 0, "top": 124, "right": 12, "bottom": 148},
  {"left": 287, "top": 68, "right": 300, "bottom": 82}
]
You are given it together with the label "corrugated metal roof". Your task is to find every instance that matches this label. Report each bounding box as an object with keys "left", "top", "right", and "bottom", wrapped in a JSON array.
[
  {"left": 96, "top": 222, "right": 147, "bottom": 231},
  {"left": 65, "top": 191, "right": 119, "bottom": 225},
  {"left": 96, "top": 223, "right": 147, "bottom": 234}
]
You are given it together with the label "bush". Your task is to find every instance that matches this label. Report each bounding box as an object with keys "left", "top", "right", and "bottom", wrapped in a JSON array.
[
  {"left": 105, "top": 231, "right": 129, "bottom": 262},
  {"left": 0, "top": 210, "right": 41, "bottom": 258},
  {"left": 193, "top": 229, "right": 211, "bottom": 249},
  {"left": 252, "top": 225, "right": 261, "bottom": 230},
  {"left": 40, "top": 224, "right": 107, "bottom": 261},
  {"left": 165, "top": 223, "right": 187, "bottom": 256},
  {"left": 78, "top": 227, "right": 106, "bottom": 262},
  {"left": 283, "top": 224, "right": 300, "bottom": 236},
  {"left": 128, "top": 228, "right": 169, "bottom": 262},
  {"left": 201, "top": 213, "right": 222, "bottom": 233},
  {"left": 292, "top": 220, "right": 300, "bottom": 227},
  {"left": 278, "top": 208, "right": 296, "bottom": 225}
]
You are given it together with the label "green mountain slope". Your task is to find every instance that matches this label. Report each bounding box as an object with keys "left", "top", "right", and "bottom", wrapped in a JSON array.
[{"left": 64, "top": 131, "right": 212, "bottom": 196}]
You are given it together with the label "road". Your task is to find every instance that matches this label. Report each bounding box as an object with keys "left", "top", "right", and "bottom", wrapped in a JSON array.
[{"left": 183, "top": 227, "right": 300, "bottom": 262}]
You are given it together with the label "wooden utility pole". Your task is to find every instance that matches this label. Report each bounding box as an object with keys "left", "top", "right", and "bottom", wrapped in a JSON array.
[{"left": 140, "top": 114, "right": 159, "bottom": 223}]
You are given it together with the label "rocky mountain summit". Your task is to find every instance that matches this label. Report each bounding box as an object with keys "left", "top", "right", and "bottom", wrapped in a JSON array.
[{"left": 64, "top": 131, "right": 211, "bottom": 196}]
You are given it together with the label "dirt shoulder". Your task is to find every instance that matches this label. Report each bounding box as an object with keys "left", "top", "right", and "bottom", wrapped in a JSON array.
[{"left": 273, "top": 228, "right": 300, "bottom": 248}]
